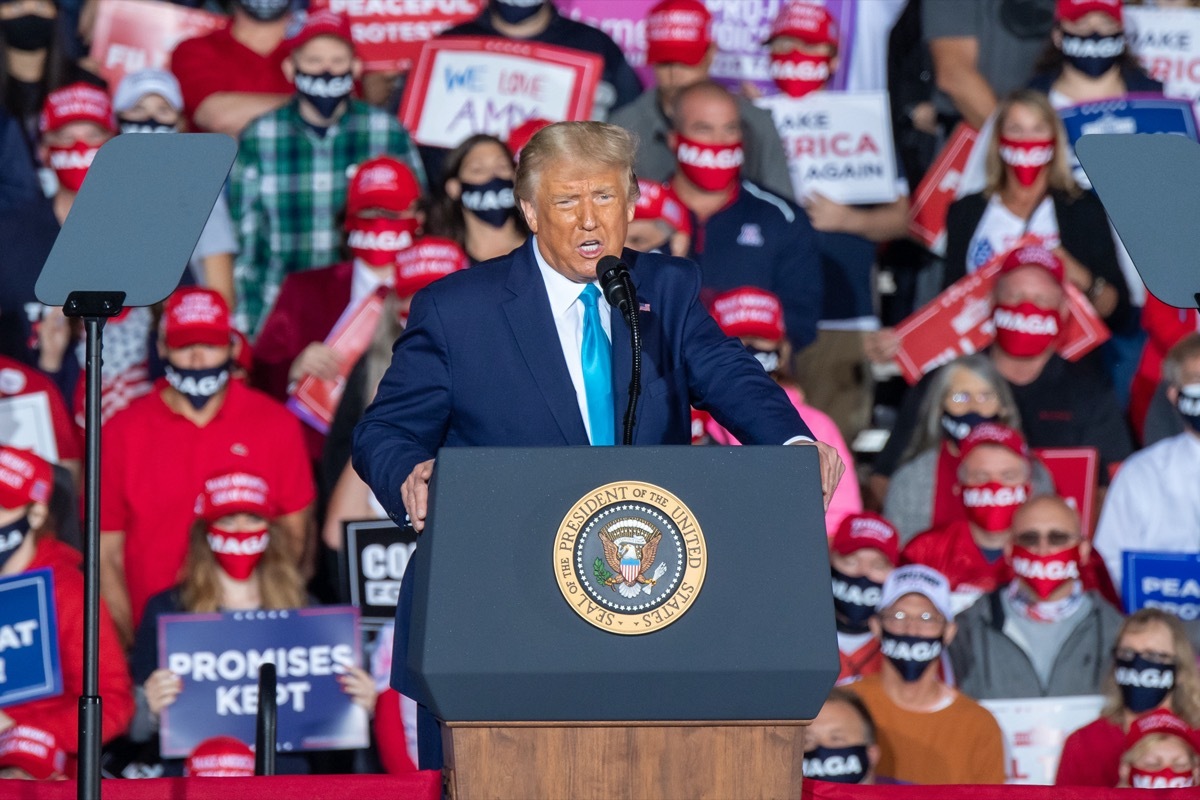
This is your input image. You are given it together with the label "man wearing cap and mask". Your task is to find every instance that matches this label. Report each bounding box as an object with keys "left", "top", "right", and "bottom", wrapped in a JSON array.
[
  {"left": 100, "top": 288, "right": 315, "bottom": 646},
  {"left": 229, "top": 11, "right": 424, "bottom": 335},
  {"left": 1095, "top": 333, "right": 1200, "bottom": 594},
  {"left": 950, "top": 494, "right": 1122, "bottom": 700},
  {"left": 848, "top": 563, "right": 1005, "bottom": 784},
  {"left": 624, "top": 178, "right": 691, "bottom": 258},
  {"left": 829, "top": 512, "right": 899, "bottom": 685},
  {"left": 610, "top": 0, "right": 793, "bottom": 200}
]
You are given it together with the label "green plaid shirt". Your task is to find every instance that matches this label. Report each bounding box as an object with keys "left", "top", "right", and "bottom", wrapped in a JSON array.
[{"left": 229, "top": 98, "right": 425, "bottom": 336}]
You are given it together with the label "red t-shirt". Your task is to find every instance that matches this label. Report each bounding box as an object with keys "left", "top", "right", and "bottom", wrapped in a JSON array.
[
  {"left": 101, "top": 380, "right": 314, "bottom": 625},
  {"left": 1056, "top": 716, "right": 1123, "bottom": 787},
  {"left": 903, "top": 520, "right": 1006, "bottom": 598},
  {"left": 0, "top": 355, "right": 81, "bottom": 462},
  {"left": 170, "top": 26, "right": 292, "bottom": 128}
]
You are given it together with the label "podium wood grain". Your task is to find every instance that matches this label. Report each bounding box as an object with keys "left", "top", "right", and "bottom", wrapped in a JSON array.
[{"left": 442, "top": 721, "right": 809, "bottom": 800}]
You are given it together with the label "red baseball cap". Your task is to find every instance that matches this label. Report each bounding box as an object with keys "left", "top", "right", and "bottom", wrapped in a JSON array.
[
  {"left": 646, "top": 0, "right": 712, "bottom": 67},
  {"left": 634, "top": 179, "right": 692, "bottom": 235},
  {"left": 999, "top": 244, "right": 1065, "bottom": 284},
  {"left": 0, "top": 726, "right": 68, "bottom": 780},
  {"left": 1124, "top": 710, "right": 1200, "bottom": 753},
  {"left": 194, "top": 472, "right": 273, "bottom": 523},
  {"left": 162, "top": 288, "right": 233, "bottom": 349},
  {"left": 346, "top": 156, "right": 420, "bottom": 217},
  {"left": 39, "top": 82, "right": 115, "bottom": 135},
  {"left": 767, "top": 1, "right": 839, "bottom": 47},
  {"left": 507, "top": 117, "right": 552, "bottom": 160},
  {"left": 0, "top": 447, "right": 53, "bottom": 511},
  {"left": 185, "top": 736, "right": 256, "bottom": 778},
  {"left": 710, "top": 287, "right": 786, "bottom": 342},
  {"left": 288, "top": 9, "right": 355, "bottom": 51},
  {"left": 831, "top": 512, "right": 900, "bottom": 565},
  {"left": 394, "top": 236, "right": 469, "bottom": 298},
  {"left": 959, "top": 422, "right": 1030, "bottom": 461},
  {"left": 1056, "top": 0, "right": 1122, "bottom": 24}
]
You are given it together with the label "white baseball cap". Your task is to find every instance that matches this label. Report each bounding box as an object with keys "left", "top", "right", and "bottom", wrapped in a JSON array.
[
  {"left": 876, "top": 564, "right": 954, "bottom": 621},
  {"left": 112, "top": 68, "right": 184, "bottom": 114}
]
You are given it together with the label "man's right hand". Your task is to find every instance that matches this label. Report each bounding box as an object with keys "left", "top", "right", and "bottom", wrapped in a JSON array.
[
  {"left": 401, "top": 459, "right": 435, "bottom": 532},
  {"left": 289, "top": 342, "right": 341, "bottom": 384}
]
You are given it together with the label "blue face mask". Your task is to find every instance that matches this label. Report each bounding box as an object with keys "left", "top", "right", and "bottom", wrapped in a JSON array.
[
  {"left": 294, "top": 70, "right": 353, "bottom": 119},
  {"left": 831, "top": 567, "right": 881, "bottom": 634},
  {"left": 0, "top": 515, "right": 31, "bottom": 572},
  {"left": 164, "top": 362, "right": 230, "bottom": 411},
  {"left": 803, "top": 744, "right": 870, "bottom": 784},
  {"left": 1116, "top": 653, "right": 1175, "bottom": 713},
  {"left": 941, "top": 411, "right": 997, "bottom": 444},
  {"left": 1060, "top": 32, "right": 1124, "bottom": 78},
  {"left": 460, "top": 177, "right": 516, "bottom": 228},
  {"left": 491, "top": 0, "right": 544, "bottom": 24},
  {"left": 881, "top": 632, "right": 942, "bottom": 682}
]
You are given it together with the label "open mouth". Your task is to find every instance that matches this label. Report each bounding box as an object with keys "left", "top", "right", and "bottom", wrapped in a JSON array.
[{"left": 577, "top": 240, "right": 604, "bottom": 259}]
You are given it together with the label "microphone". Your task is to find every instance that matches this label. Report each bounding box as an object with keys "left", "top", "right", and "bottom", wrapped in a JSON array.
[
  {"left": 597, "top": 255, "right": 634, "bottom": 318},
  {"left": 596, "top": 254, "right": 641, "bottom": 445}
]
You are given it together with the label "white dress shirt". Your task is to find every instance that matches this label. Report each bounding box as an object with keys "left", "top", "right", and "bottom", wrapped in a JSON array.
[
  {"left": 1094, "top": 431, "right": 1200, "bottom": 593},
  {"left": 349, "top": 258, "right": 394, "bottom": 307},
  {"left": 532, "top": 237, "right": 612, "bottom": 444}
]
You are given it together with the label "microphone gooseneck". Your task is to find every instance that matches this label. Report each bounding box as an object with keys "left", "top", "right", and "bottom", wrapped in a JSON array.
[{"left": 596, "top": 255, "right": 641, "bottom": 446}]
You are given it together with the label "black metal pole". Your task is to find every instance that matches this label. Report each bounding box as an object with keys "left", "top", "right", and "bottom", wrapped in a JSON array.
[
  {"left": 78, "top": 315, "right": 105, "bottom": 800},
  {"left": 255, "top": 663, "right": 277, "bottom": 776},
  {"left": 621, "top": 272, "right": 641, "bottom": 446}
]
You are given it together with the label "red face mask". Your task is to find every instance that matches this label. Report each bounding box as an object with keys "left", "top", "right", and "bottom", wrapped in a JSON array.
[
  {"left": 961, "top": 481, "right": 1029, "bottom": 532},
  {"left": 675, "top": 133, "right": 743, "bottom": 193},
  {"left": 993, "top": 301, "right": 1060, "bottom": 358},
  {"left": 207, "top": 526, "right": 269, "bottom": 581},
  {"left": 1010, "top": 544, "right": 1081, "bottom": 599},
  {"left": 769, "top": 51, "right": 831, "bottom": 98},
  {"left": 1130, "top": 767, "right": 1195, "bottom": 789},
  {"left": 47, "top": 141, "right": 100, "bottom": 192},
  {"left": 346, "top": 217, "right": 418, "bottom": 267},
  {"left": 998, "top": 136, "right": 1055, "bottom": 187}
]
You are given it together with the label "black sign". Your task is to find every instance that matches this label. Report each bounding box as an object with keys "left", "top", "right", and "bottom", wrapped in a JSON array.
[{"left": 343, "top": 519, "right": 417, "bottom": 626}]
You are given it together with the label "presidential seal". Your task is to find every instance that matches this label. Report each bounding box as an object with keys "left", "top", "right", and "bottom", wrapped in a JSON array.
[{"left": 554, "top": 481, "right": 706, "bottom": 635}]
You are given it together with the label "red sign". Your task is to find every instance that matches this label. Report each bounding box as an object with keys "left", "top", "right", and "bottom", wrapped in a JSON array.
[
  {"left": 893, "top": 234, "right": 1111, "bottom": 385},
  {"left": 308, "top": 0, "right": 485, "bottom": 73},
  {"left": 89, "top": 0, "right": 227, "bottom": 91},
  {"left": 909, "top": 123, "right": 978, "bottom": 255},
  {"left": 1033, "top": 447, "right": 1099, "bottom": 536}
]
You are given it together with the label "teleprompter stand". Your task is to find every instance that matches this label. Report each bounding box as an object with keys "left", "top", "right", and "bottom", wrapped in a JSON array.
[
  {"left": 401, "top": 446, "right": 839, "bottom": 799},
  {"left": 36, "top": 133, "right": 236, "bottom": 800}
]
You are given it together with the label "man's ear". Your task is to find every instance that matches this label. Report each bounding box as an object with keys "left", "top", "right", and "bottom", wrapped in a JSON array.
[
  {"left": 519, "top": 198, "right": 538, "bottom": 234},
  {"left": 1168, "top": 384, "right": 1180, "bottom": 406},
  {"left": 1079, "top": 539, "right": 1092, "bottom": 565},
  {"left": 942, "top": 621, "right": 958, "bottom": 647},
  {"left": 868, "top": 615, "right": 881, "bottom": 638},
  {"left": 667, "top": 130, "right": 678, "bottom": 152}
]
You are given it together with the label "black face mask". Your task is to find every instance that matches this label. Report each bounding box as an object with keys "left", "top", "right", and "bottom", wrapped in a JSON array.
[
  {"left": 803, "top": 744, "right": 869, "bottom": 784},
  {"left": 941, "top": 411, "right": 997, "bottom": 445},
  {"left": 1115, "top": 654, "right": 1175, "bottom": 714},
  {"left": 235, "top": 0, "right": 290, "bottom": 22},
  {"left": 294, "top": 70, "right": 353, "bottom": 119},
  {"left": 118, "top": 117, "right": 176, "bottom": 135},
  {"left": 460, "top": 177, "right": 516, "bottom": 228},
  {"left": 0, "top": 15, "right": 56, "bottom": 51},
  {"left": 745, "top": 344, "right": 781, "bottom": 373},
  {"left": 1176, "top": 384, "right": 1200, "bottom": 434},
  {"left": 1061, "top": 32, "right": 1125, "bottom": 78},
  {"left": 831, "top": 567, "right": 881, "bottom": 634},
  {"left": 0, "top": 515, "right": 31, "bottom": 572},
  {"left": 881, "top": 632, "right": 942, "bottom": 682},
  {"left": 491, "top": 0, "right": 544, "bottom": 25},
  {"left": 164, "top": 362, "right": 230, "bottom": 411}
]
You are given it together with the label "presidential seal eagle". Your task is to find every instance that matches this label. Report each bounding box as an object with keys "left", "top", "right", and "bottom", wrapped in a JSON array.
[{"left": 599, "top": 518, "right": 669, "bottom": 599}]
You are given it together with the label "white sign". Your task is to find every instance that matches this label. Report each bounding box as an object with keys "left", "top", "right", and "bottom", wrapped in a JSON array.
[
  {"left": 980, "top": 694, "right": 1105, "bottom": 785},
  {"left": 1128, "top": 7, "right": 1200, "bottom": 112},
  {"left": 755, "top": 90, "right": 899, "bottom": 205},
  {"left": 0, "top": 394, "right": 59, "bottom": 464}
]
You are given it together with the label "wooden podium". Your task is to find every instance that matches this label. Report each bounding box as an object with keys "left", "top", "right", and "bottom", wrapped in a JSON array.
[{"left": 402, "top": 448, "right": 837, "bottom": 800}]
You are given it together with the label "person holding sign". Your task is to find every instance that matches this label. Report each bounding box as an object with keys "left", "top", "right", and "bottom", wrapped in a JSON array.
[
  {"left": 0, "top": 446, "right": 133, "bottom": 773},
  {"left": 1058, "top": 608, "right": 1200, "bottom": 786},
  {"left": 1117, "top": 710, "right": 1200, "bottom": 788}
]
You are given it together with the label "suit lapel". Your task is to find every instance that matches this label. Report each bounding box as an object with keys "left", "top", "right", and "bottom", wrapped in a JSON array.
[{"left": 502, "top": 241, "right": 590, "bottom": 445}]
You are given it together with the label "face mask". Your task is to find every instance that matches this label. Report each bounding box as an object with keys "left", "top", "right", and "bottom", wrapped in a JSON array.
[
  {"left": 118, "top": 118, "right": 176, "bottom": 135},
  {"left": 803, "top": 745, "right": 869, "bottom": 784},
  {"left": 675, "top": 133, "right": 743, "bottom": 193},
  {"left": 881, "top": 632, "right": 943, "bottom": 682},
  {"left": 0, "top": 515, "right": 31, "bottom": 572},
  {"left": 831, "top": 567, "right": 881, "bottom": 634},
  {"left": 993, "top": 301, "right": 1060, "bottom": 358},
  {"left": 941, "top": 411, "right": 997, "bottom": 445},
  {"left": 744, "top": 344, "right": 781, "bottom": 373},
  {"left": 207, "top": 525, "right": 269, "bottom": 581},
  {"left": 1115, "top": 653, "right": 1175, "bottom": 713},
  {"left": 164, "top": 362, "right": 230, "bottom": 411},
  {"left": 47, "top": 141, "right": 100, "bottom": 193},
  {"left": 998, "top": 136, "right": 1055, "bottom": 187},
  {"left": 769, "top": 51, "right": 831, "bottom": 98},
  {"left": 1130, "top": 767, "right": 1195, "bottom": 789},
  {"left": 1011, "top": 544, "right": 1081, "bottom": 599},
  {"left": 460, "top": 177, "right": 515, "bottom": 228},
  {"left": 1061, "top": 32, "right": 1125, "bottom": 78},
  {"left": 0, "top": 15, "right": 56, "bottom": 51},
  {"left": 961, "top": 481, "right": 1028, "bottom": 532},
  {"left": 492, "top": 0, "right": 544, "bottom": 24},
  {"left": 346, "top": 217, "right": 417, "bottom": 267},
  {"left": 235, "top": 0, "right": 291, "bottom": 22},
  {"left": 1175, "top": 384, "right": 1200, "bottom": 434},
  {"left": 294, "top": 70, "right": 354, "bottom": 118}
]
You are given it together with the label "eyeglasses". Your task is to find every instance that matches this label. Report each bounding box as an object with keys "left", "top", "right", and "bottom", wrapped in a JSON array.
[
  {"left": 881, "top": 610, "right": 946, "bottom": 629},
  {"left": 946, "top": 390, "right": 1000, "bottom": 407},
  {"left": 1114, "top": 648, "right": 1176, "bottom": 666},
  {"left": 1013, "top": 529, "right": 1077, "bottom": 549}
]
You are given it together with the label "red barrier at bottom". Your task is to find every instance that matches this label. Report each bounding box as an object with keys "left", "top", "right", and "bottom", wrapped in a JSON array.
[
  {"left": 804, "top": 780, "right": 1200, "bottom": 799},
  {"left": 4, "top": 772, "right": 442, "bottom": 800}
]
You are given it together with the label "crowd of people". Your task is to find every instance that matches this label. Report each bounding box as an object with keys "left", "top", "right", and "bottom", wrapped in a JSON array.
[{"left": 1, "top": 0, "right": 1200, "bottom": 788}]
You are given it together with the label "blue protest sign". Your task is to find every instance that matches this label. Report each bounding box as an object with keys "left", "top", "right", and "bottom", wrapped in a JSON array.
[
  {"left": 158, "top": 606, "right": 367, "bottom": 757},
  {"left": 0, "top": 568, "right": 62, "bottom": 708},
  {"left": 1123, "top": 551, "right": 1200, "bottom": 622},
  {"left": 1059, "top": 94, "right": 1200, "bottom": 187}
]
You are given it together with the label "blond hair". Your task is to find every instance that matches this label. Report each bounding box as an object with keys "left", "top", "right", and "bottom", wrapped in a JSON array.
[
  {"left": 1102, "top": 609, "right": 1200, "bottom": 726},
  {"left": 513, "top": 121, "right": 640, "bottom": 214},
  {"left": 984, "top": 89, "right": 1080, "bottom": 199}
]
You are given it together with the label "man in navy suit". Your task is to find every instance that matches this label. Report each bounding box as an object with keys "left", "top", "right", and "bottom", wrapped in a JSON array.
[{"left": 352, "top": 121, "right": 844, "bottom": 530}]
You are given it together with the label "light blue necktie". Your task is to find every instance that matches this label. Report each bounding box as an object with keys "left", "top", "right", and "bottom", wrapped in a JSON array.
[{"left": 579, "top": 284, "right": 614, "bottom": 446}]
